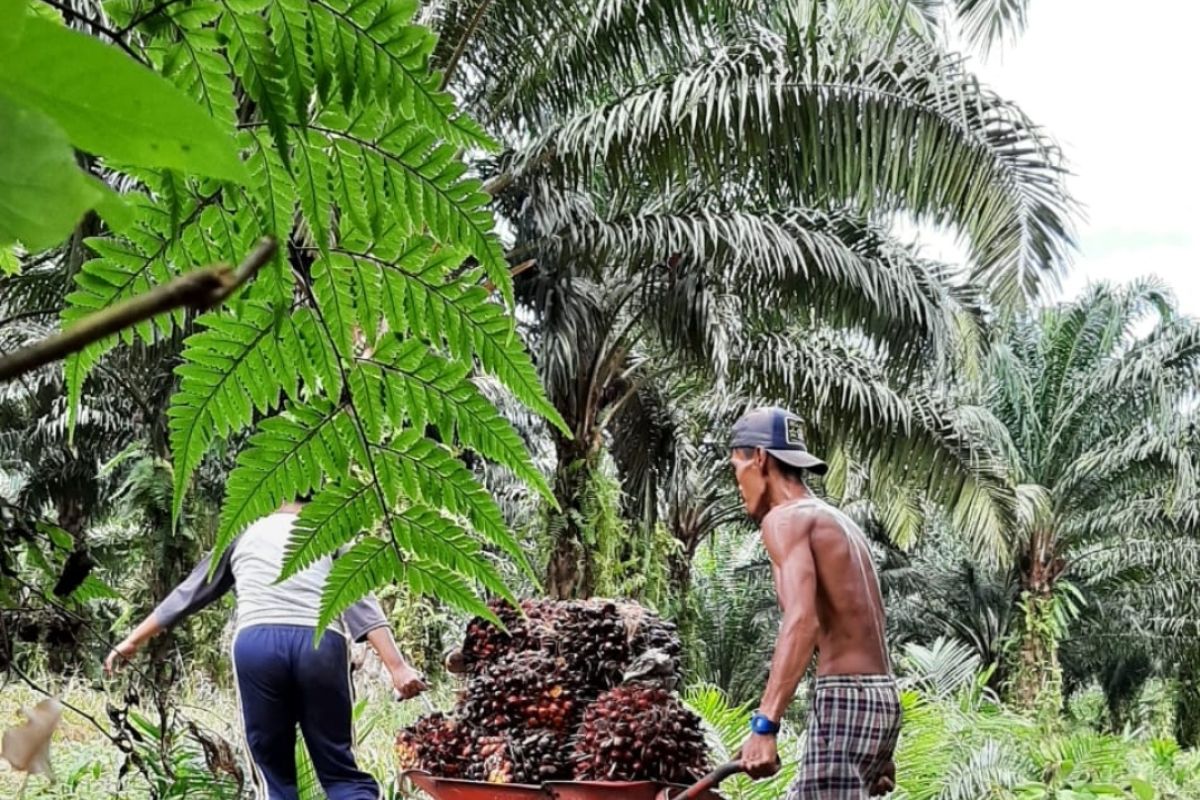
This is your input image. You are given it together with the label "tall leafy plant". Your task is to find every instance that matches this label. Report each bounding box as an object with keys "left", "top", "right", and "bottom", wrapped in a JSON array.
[{"left": 26, "top": 0, "right": 565, "bottom": 622}]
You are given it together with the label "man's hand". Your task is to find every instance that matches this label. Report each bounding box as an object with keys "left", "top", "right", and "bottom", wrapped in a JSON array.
[
  {"left": 390, "top": 664, "right": 427, "bottom": 700},
  {"left": 869, "top": 760, "right": 895, "bottom": 796},
  {"left": 103, "top": 639, "right": 139, "bottom": 676},
  {"left": 740, "top": 734, "right": 780, "bottom": 779}
]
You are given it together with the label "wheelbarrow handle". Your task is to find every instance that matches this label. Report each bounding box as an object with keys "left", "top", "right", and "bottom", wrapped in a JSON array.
[{"left": 669, "top": 761, "right": 745, "bottom": 800}]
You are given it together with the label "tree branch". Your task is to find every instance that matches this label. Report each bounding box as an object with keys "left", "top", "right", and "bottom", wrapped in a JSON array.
[{"left": 0, "top": 238, "right": 277, "bottom": 383}]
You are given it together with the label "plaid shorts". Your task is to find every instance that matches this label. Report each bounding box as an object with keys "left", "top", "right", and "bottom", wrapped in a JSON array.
[{"left": 786, "top": 676, "right": 902, "bottom": 800}]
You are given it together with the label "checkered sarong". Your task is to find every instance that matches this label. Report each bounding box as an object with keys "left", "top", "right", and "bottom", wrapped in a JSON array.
[{"left": 786, "top": 676, "right": 901, "bottom": 800}]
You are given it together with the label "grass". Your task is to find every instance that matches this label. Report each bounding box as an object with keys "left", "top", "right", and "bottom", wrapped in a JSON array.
[{"left": 0, "top": 654, "right": 450, "bottom": 799}]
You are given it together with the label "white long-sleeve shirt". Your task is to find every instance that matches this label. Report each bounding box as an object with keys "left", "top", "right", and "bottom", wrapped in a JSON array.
[{"left": 153, "top": 512, "right": 387, "bottom": 642}]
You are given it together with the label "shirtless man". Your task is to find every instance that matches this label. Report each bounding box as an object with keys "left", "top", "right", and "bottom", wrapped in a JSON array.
[{"left": 729, "top": 407, "right": 900, "bottom": 799}]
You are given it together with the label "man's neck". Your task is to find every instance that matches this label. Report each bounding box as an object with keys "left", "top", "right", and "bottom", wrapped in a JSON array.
[
  {"left": 766, "top": 481, "right": 812, "bottom": 511},
  {"left": 278, "top": 501, "right": 305, "bottom": 514}
]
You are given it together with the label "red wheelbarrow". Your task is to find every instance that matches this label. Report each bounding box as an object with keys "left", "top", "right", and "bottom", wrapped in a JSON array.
[{"left": 402, "top": 760, "right": 745, "bottom": 800}]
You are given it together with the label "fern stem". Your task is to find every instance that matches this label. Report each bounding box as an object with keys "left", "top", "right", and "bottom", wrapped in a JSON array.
[
  {"left": 294, "top": 266, "right": 398, "bottom": 542},
  {"left": 117, "top": 0, "right": 194, "bottom": 35},
  {"left": 38, "top": 0, "right": 151, "bottom": 66}
]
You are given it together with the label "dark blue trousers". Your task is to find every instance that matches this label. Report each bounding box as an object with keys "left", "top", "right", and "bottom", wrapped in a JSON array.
[{"left": 232, "top": 625, "right": 379, "bottom": 800}]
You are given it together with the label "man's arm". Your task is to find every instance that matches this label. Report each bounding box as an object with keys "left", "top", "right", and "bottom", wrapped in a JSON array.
[
  {"left": 741, "top": 509, "right": 820, "bottom": 778},
  {"left": 105, "top": 545, "right": 237, "bottom": 674},
  {"left": 757, "top": 512, "right": 820, "bottom": 722},
  {"left": 343, "top": 595, "right": 427, "bottom": 699}
]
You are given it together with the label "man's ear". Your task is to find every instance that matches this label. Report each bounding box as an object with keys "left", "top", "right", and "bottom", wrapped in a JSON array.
[{"left": 754, "top": 448, "right": 767, "bottom": 470}]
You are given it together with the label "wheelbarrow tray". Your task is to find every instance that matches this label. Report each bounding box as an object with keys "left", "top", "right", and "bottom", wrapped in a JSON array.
[{"left": 402, "top": 771, "right": 726, "bottom": 800}]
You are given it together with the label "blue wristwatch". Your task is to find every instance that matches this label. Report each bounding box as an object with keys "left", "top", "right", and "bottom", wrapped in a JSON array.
[{"left": 750, "top": 712, "right": 780, "bottom": 736}]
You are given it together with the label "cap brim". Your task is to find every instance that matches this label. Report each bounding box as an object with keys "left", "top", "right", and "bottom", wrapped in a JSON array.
[{"left": 767, "top": 448, "right": 829, "bottom": 476}]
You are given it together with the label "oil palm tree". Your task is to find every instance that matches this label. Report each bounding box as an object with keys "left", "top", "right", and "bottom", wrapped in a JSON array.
[
  {"left": 420, "top": 0, "right": 1073, "bottom": 593},
  {"left": 957, "top": 280, "right": 1200, "bottom": 715}
]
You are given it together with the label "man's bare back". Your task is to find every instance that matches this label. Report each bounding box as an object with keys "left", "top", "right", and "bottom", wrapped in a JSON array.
[{"left": 763, "top": 501, "right": 889, "bottom": 676}]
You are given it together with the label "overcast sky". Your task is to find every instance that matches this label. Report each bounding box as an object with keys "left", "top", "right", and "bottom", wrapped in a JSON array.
[{"left": 920, "top": 0, "right": 1199, "bottom": 314}]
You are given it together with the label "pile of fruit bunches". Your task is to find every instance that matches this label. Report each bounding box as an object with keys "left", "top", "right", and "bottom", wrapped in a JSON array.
[{"left": 395, "top": 599, "right": 707, "bottom": 785}]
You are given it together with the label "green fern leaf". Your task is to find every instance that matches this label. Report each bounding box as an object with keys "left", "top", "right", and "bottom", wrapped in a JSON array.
[
  {"left": 293, "top": 307, "right": 344, "bottom": 401},
  {"left": 347, "top": 364, "right": 387, "bottom": 443},
  {"left": 318, "top": 537, "right": 495, "bottom": 632},
  {"left": 269, "top": 0, "right": 313, "bottom": 124},
  {"left": 280, "top": 478, "right": 383, "bottom": 580},
  {"left": 375, "top": 430, "right": 532, "bottom": 576},
  {"left": 213, "top": 398, "right": 362, "bottom": 562},
  {"left": 374, "top": 239, "right": 566, "bottom": 430},
  {"left": 294, "top": 130, "right": 333, "bottom": 252},
  {"left": 311, "top": 254, "right": 355, "bottom": 357},
  {"left": 156, "top": 8, "right": 239, "bottom": 132},
  {"left": 362, "top": 337, "right": 554, "bottom": 502},
  {"left": 168, "top": 302, "right": 298, "bottom": 520},
  {"left": 387, "top": 505, "right": 514, "bottom": 600},
  {"left": 220, "top": 0, "right": 292, "bottom": 165},
  {"left": 62, "top": 211, "right": 181, "bottom": 430},
  {"left": 306, "top": 0, "right": 495, "bottom": 150},
  {"left": 330, "top": 138, "right": 372, "bottom": 238},
  {"left": 243, "top": 129, "right": 296, "bottom": 247},
  {"left": 316, "top": 115, "right": 512, "bottom": 307},
  {"left": 348, "top": 252, "right": 383, "bottom": 345}
]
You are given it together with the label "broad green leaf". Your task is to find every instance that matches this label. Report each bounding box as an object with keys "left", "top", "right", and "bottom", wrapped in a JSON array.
[
  {"left": 0, "top": 95, "right": 102, "bottom": 250},
  {"left": 0, "top": 17, "right": 246, "bottom": 181},
  {"left": 0, "top": 0, "right": 26, "bottom": 51}
]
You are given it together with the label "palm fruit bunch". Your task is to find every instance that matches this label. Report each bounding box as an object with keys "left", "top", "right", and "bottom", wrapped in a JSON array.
[
  {"left": 509, "top": 729, "right": 573, "bottom": 783},
  {"left": 573, "top": 684, "right": 710, "bottom": 783},
  {"left": 394, "top": 714, "right": 474, "bottom": 778},
  {"left": 399, "top": 598, "right": 701, "bottom": 785},
  {"left": 460, "top": 650, "right": 581, "bottom": 732},
  {"left": 555, "top": 601, "right": 632, "bottom": 689}
]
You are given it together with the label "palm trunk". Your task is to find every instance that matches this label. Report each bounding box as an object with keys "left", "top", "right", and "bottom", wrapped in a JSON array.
[
  {"left": 545, "top": 433, "right": 601, "bottom": 600},
  {"left": 1009, "top": 590, "right": 1063, "bottom": 717}
]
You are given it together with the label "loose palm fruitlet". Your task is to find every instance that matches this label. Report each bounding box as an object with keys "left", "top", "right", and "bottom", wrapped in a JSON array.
[
  {"left": 461, "top": 650, "right": 581, "bottom": 732},
  {"left": 573, "top": 685, "right": 710, "bottom": 783},
  {"left": 395, "top": 714, "right": 476, "bottom": 778}
]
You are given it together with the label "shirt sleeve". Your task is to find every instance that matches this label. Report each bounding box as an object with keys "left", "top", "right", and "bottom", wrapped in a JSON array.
[
  {"left": 152, "top": 540, "right": 237, "bottom": 630},
  {"left": 341, "top": 594, "right": 388, "bottom": 642}
]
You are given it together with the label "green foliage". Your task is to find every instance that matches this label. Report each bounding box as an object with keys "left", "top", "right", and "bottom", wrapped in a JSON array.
[
  {"left": 686, "top": 671, "right": 1200, "bottom": 800},
  {"left": 0, "top": 0, "right": 244, "bottom": 249},
  {"left": 9, "top": 0, "right": 566, "bottom": 627}
]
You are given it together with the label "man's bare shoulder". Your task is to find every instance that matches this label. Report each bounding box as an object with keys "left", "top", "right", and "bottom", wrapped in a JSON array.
[
  {"left": 761, "top": 502, "right": 848, "bottom": 549},
  {"left": 760, "top": 502, "right": 819, "bottom": 560}
]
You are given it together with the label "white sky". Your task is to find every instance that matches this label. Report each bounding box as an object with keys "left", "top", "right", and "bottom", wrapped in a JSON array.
[{"left": 917, "top": 0, "right": 1200, "bottom": 314}]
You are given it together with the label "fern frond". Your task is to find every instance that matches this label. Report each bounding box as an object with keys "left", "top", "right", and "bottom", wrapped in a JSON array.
[
  {"left": 361, "top": 337, "right": 554, "bottom": 501},
  {"left": 317, "top": 536, "right": 495, "bottom": 631},
  {"left": 295, "top": 130, "right": 333, "bottom": 252},
  {"left": 387, "top": 505, "right": 513, "bottom": 600},
  {"left": 306, "top": 0, "right": 496, "bottom": 150},
  {"left": 311, "top": 255, "right": 356, "bottom": 357},
  {"left": 219, "top": 0, "right": 292, "bottom": 163},
  {"left": 308, "top": 113, "right": 512, "bottom": 305},
  {"left": 375, "top": 430, "right": 531, "bottom": 575},
  {"left": 292, "top": 307, "right": 344, "bottom": 401},
  {"left": 154, "top": 2, "right": 239, "bottom": 131},
  {"left": 61, "top": 205, "right": 190, "bottom": 427},
  {"left": 214, "top": 398, "right": 362, "bottom": 561},
  {"left": 281, "top": 478, "right": 383, "bottom": 580},
  {"left": 270, "top": 0, "right": 315, "bottom": 124},
  {"left": 168, "top": 302, "right": 299, "bottom": 520},
  {"left": 369, "top": 239, "right": 567, "bottom": 430}
]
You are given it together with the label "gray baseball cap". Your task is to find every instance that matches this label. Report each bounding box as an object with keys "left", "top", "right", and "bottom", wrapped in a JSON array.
[{"left": 729, "top": 407, "right": 828, "bottom": 475}]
